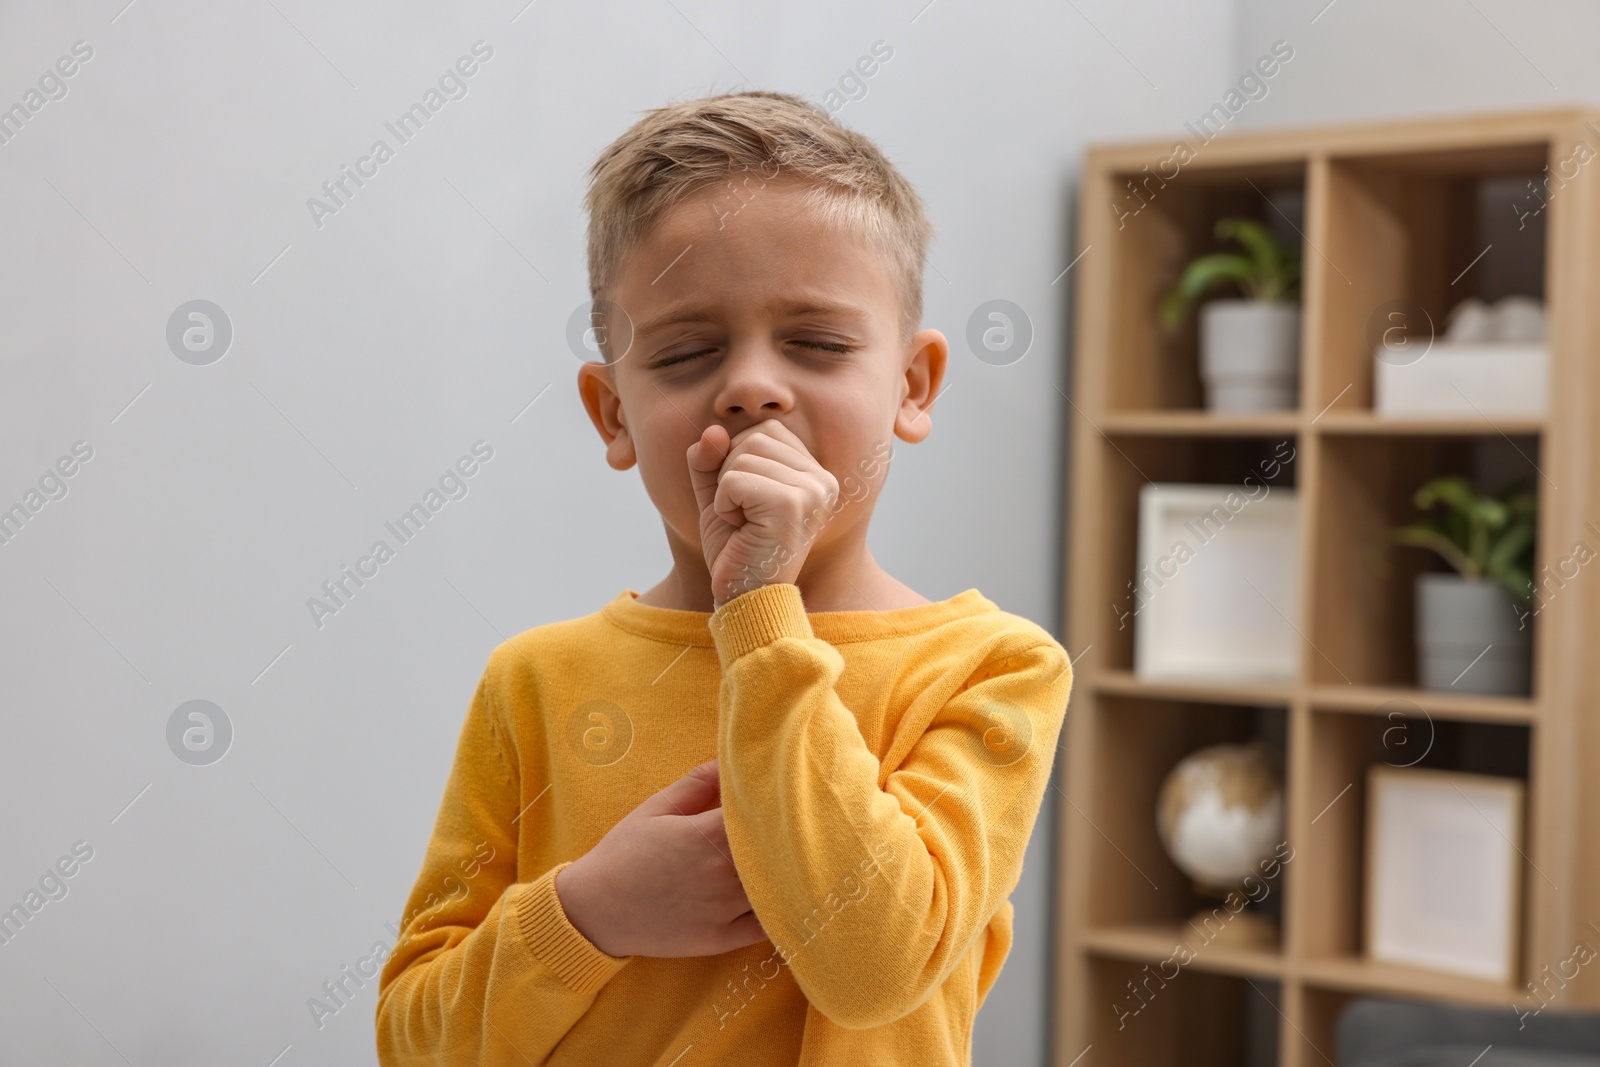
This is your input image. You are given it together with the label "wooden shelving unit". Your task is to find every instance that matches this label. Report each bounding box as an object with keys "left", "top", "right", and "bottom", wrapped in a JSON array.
[{"left": 1055, "top": 108, "right": 1600, "bottom": 1067}]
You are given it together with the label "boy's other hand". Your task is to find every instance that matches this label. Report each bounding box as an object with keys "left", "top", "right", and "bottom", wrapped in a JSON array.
[
  {"left": 687, "top": 419, "right": 839, "bottom": 608},
  {"left": 553, "top": 758, "right": 768, "bottom": 958}
]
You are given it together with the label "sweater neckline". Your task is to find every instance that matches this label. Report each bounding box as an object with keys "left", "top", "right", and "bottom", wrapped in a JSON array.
[{"left": 601, "top": 585, "right": 996, "bottom": 646}]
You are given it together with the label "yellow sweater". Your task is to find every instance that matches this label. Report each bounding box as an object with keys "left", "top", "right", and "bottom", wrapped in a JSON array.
[{"left": 375, "top": 581, "right": 1073, "bottom": 1067}]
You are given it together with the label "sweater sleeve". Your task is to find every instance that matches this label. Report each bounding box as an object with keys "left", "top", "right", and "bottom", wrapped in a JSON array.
[
  {"left": 374, "top": 661, "right": 633, "bottom": 1065},
  {"left": 707, "top": 582, "right": 1074, "bottom": 1031}
]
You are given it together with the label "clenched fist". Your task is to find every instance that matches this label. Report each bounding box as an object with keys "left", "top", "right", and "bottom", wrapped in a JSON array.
[{"left": 687, "top": 419, "right": 840, "bottom": 609}]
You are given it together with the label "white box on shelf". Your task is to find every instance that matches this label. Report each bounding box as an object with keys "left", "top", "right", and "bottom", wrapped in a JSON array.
[
  {"left": 1373, "top": 341, "right": 1548, "bottom": 417},
  {"left": 1132, "top": 482, "right": 1301, "bottom": 683}
]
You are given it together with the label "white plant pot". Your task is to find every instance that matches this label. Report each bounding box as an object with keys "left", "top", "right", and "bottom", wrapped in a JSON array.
[
  {"left": 1414, "top": 573, "right": 1532, "bottom": 696},
  {"left": 1199, "top": 300, "right": 1301, "bottom": 412}
]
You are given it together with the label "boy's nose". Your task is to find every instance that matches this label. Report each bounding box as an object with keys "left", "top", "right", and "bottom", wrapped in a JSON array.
[{"left": 713, "top": 343, "right": 794, "bottom": 419}]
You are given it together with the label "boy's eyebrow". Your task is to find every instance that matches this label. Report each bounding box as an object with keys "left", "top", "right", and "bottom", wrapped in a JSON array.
[{"left": 635, "top": 298, "right": 870, "bottom": 337}]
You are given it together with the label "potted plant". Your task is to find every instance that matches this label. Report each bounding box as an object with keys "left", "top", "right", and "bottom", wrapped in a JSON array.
[
  {"left": 1389, "top": 475, "right": 1536, "bottom": 696},
  {"left": 1160, "top": 217, "right": 1303, "bottom": 412}
]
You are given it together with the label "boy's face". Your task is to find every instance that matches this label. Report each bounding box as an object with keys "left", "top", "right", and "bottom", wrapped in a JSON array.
[{"left": 578, "top": 175, "right": 947, "bottom": 566}]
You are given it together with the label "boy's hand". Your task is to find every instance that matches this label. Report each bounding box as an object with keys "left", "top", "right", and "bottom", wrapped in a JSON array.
[
  {"left": 687, "top": 419, "right": 839, "bottom": 608},
  {"left": 553, "top": 759, "right": 767, "bottom": 958}
]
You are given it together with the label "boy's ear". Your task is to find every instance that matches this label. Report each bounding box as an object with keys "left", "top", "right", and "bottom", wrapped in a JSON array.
[
  {"left": 894, "top": 328, "right": 948, "bottom": 444},
  {"left": 577, "top": 362, "right": 637, "bottom": 470}
]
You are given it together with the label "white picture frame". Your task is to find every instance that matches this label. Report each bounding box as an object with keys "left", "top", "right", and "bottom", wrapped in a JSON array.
[
  {"left": 1132, "top": 482, "right": 1300, "bottom": 682},
  {"left": 1365, "top": 766, "right": 1524, "bottom": 983}
]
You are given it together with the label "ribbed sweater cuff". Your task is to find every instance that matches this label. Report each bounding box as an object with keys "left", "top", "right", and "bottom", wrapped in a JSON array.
[
  {"left": 709, "top": 582, "right": 814, "bottom": 668},
  {"left": 513, "top": 862, "right": 631, "bottom": 995}
]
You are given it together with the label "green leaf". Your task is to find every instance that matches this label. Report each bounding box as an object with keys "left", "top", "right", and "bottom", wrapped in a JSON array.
[
  {"left": 1486, "top": 517, "right": 1535, "bottom": 576},
  {"left": 1215, "top": 216, "right": 1300, "bottom": 303},
  {"left": 1279, "top": 257, "right": 1303, "bottom": 300},
  {"left": 1215, "top": 218, "right": 1283, "bottom": 281},
  {"left": 1493, "top": 565, "right": 1536, "bottom": 604},
  {"left": 1392, "top": 474, "right": 1540, "bottom": 581},
  {"left": 1160, "top": 215, "right": 1302, "bottom": 328},
  {"left": 1413, "top": 475, "right": 1480, "bottom": 517},
  {"left": 1414, "top": 475, "right": 1505, "bottom": 568},
  {"left": 1501, "top": 486, "right": 1538, "bottom": 523},
  {"left": 1159, "top": 253, "right": 1256, "bottom": 328},
  {"left": 1389, "top": 523, "right": 1478, "bottom": 577}
]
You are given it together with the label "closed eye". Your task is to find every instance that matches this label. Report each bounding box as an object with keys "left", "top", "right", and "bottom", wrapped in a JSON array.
[{"left": 648, "top": 340, "right": 855, "bottom": 369}]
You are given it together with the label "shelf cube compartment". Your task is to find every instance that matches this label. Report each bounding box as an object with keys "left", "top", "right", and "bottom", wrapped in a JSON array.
[
  {"left": 1295, "top": 706, "right": 1530, "bottom": 977},
  {"left": 1094, "top": 434, "right": 1302, "bottom": 674},
  {"left": 1081, "top": 695, "right": 1289, "bottom": 938},
  {"left": 1314, "top": 144, "right": 1551, "bottom": 418},
  {"left": 1097, "top": 160, "right": 1306, "bottom": 413},
  {"left": 1083, "top": 954, "right": 1282, "bottom": 1067},
  {"left": 1308, "top": 433, "right": 1542, "bottom": 691}
]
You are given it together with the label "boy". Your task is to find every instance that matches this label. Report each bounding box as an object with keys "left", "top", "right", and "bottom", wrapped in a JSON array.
[{"left": 375, "top": 90, "right": 1074, "bottom": 1066}]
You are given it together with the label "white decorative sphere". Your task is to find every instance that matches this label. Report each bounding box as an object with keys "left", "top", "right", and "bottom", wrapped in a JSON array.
[{"left": 1156, "top": 742, "right": 1284, "bottom": 889}]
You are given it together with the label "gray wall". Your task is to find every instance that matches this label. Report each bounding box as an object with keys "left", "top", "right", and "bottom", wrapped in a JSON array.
[
  {"left": 0, "top": 2, "right": 1235, "bottom": 1065},
  {"left": 1232, "top": 0, "right": 1600, "bottom": 126}
]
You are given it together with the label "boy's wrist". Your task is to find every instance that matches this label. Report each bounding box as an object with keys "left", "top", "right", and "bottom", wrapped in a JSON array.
[
  {"left": 713, "top": 581, "right": 764, "bottom": 611},
  {"left": 554, "top": 856, "right": 616, "bottom": 956}
]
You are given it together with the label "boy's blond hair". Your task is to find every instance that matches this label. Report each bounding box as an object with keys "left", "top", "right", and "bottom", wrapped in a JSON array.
[{"left": 583, "top": 90, "right": 932, "bottom": 360}]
